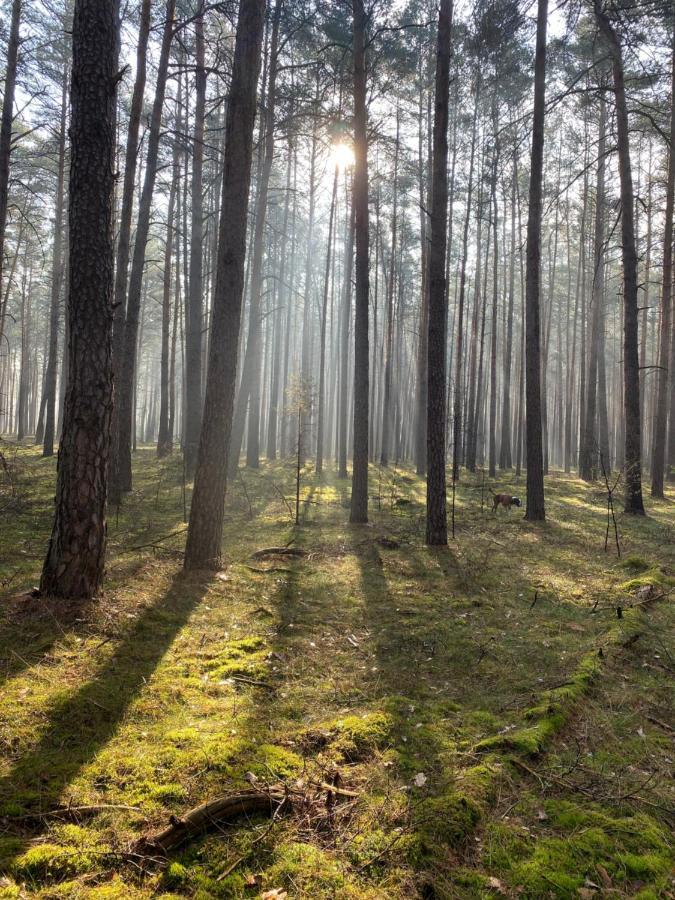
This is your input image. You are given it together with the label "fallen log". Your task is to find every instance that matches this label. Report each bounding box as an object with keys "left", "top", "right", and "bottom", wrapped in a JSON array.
[{"left": 134, "top": 789, "right": 289, "bottom": 857}]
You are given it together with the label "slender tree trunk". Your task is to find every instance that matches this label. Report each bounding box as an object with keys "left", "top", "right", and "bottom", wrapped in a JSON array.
[
  {"left": 426, "top": 0, "right": 452, "bottom": 545},
  {"left": 230, "top": 0, "right": 283, "bottom": 472},
  {"left": 157, "top": 130, "right": 180, "bottom": 456},
  {"left": 338, "top": 194, "right": 355, "bottom": 478},
  {"left": 184, "top": 0, "right": 266, "bottom": 570},
  {"left": 42, "top": 63, "right": 68, "bottom": 456},
  {"left": 184, "top": 0, "right": 207, "bottom": 476},
  {"left": 381, "top": 111, "right": 400, "bottom": 467},
  {"left": 111, "top": 0, "right": 175, "bottom": 500},
  {"left": 580, "top": 95, "right": 606, "bottom": 482},
  {"left": 109, "top": 0, "right": 151, "bottom": 488},
  {"left": 488, "top": 108, "right": 499, "bottom": 478},
  {"left": 652, "top": 31, "right": 675, "bottom": 497},
  {"left": 350, "top": 0, "right": 370, "bottom": 524},
  {"left": 524, "top": 0, "right": 547, "bottom": 521},
  {"left": 41, "top": 0, "right": 118, "bottom": 599},
  {"left": 452, "top": 78, "right": 479, "bottom": 481},
  {"left": 500, "top": 146, "right": 517, "bottom": 470},
  {"left": 267, "top": 145, "right": 293, "bottom": 461},
  {"left": 0, "top": 0, "right": 21, "bottom": 355},
  {"left": 595, "top": 1, "right": 645, "bottom": 514},
  {"left": 316, "top": 165, "right": 339, "bottom": 474}
]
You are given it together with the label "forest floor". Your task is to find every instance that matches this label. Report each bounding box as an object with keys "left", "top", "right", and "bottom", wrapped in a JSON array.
[{"left": 0, "top": 443, "right": 673, "bottom": 899}]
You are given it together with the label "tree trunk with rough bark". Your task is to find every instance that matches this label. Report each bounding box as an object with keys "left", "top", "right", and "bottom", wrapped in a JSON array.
[
  {"left": 111, "top": 0, "right": 175, "bottom": 500},
  {"left": 42, "top": 62, "right": 68, "bottom": 457},
  {"left": 184, "top": 0, "right": 266, "bottom": 570},
  {"left": 349, "top": 0, "right": 370, "bottom": 524},
  {"left": 426, "top": 0, "right": 452, "bottom": 545},
  {"left": 0, "top": 0, "right": 21, "bottom": 355},
  {"left": 40, "top": 0, "right": 118, "bottom": 599},
  {"left": 652, "top": 30, "right": 675, "bottom": 497},
  {"left": 595, "top": 1, "right": 645, "bottom": 514},
  {"left": 184, "top": 0, "right": 207, "bottom": 477},
  {"left": 524, "top": 0, "right": 547, "bottom": 521}
]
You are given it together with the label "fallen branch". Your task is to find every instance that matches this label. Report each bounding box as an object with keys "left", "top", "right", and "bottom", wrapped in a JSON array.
[
  {"left": 120, "top": 528, "right": 188, "bottom": 555},
  {"left": 228, "top": 675, "right": 275, "bottom": 690},
  {"left": 251, "top": 547, "right": 307, "bottom": 560},
  {"left": 134, "top": 789, "right": 289, "bottom": 858}
]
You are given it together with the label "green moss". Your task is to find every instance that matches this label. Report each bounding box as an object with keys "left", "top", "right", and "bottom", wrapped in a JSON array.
[
  {"left": 513, "top": 845, "right": 584, "bottom": 896},
  {"left": 297, "top": 711, "right": 393, "bottom": 761},
  {"left": 247, "top": 743, "right": 303, "bottom": 778},
  {"left": 621, "top": 555, "right": 650, "bottom": 573},
  {"left": 265, "top": 841, "right": 346, "bottom": 894},
  {"left": 618, "top": 568, "right": 672, "bottom": 592},
  {"left": 617, "top": 851, "right": 670, "bottom": 879},
  {"left": 161, "top": 861, "right": 189, "bottom": 890},
  {"left": 416, "top": 793, "right": 481, "bottom": 852},
  {"left": 11, "top": 842, "right": 99, "bottom": 882}
]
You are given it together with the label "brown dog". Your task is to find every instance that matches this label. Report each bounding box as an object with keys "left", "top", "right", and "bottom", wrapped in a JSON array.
[{"left": 492, "top": 493, "right": 522, "bottom": 512}]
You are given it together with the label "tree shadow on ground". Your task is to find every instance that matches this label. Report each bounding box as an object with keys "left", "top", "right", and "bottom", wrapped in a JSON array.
[{"left": 0, "top": 569, "right": 212, "bottom": 871}]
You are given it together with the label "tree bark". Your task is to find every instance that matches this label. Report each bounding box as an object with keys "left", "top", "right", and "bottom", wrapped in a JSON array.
[
  {"left": 40, "top": 0, "right": 119, "bottom": 599},
  {"left": 349, "top": 0, "right": 370, "bottom": 524},
  {"left": 580, "top": 95, "right": 606, "bottom": 482},
  {"left": 229, "top": 0, "right": 283, "bottom": 473},
  {"left": 111, "top": 0, "right": 175, "bottom": 500},
  {"left": 184, "top": 0, "right": 266, "bottom": 570},
  {"left": 381, "top": 111, "right": 400, "bottom": 467},
  {"left": 316, "top": 165, "right": 338, "bottom": 474},
  {"left": 524, "top": 0, "right": 547, "bottom": 521},
  {"left": 595, "top": 1, "right": 645, "bottom": 514},
  {"left": 157, "top": 125, "right": 180, "bottom": 457},
  {"left": 42, "top": 62, "right": 68, "bottom": 457},
  {"left": 0, "top": 0, "right": 21, "bottom": 355},
  {"left": 651, "top": 29, "right": 675, "bottom": 497},
  {"left": 184, "top": 0, "right": 207, "bottom": 477},
  {"left": 426, "top": 0, "right": 452, "bottom": 545}
]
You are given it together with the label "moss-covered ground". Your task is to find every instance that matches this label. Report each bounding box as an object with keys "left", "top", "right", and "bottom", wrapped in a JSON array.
[{"left": 0, "top": 442, "right": 672, "bottom": 898}]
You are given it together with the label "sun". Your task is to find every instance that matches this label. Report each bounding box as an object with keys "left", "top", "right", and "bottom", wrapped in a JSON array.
[{"left": 330, "top": 141, "right": 355, "bottom": 172}]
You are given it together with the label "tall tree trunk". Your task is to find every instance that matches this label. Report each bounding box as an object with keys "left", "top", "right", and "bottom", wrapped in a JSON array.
[
  {"left": 651, "top": 30, "right": 675, "bottom": 497},
  {"left": 41, "top": 0, "right": 118, "bottom": 599},
  {"left": 524, "top": 0, "right": 547, "bottom": 521},
  {"left": 42, "top": 63, "right": 68, "bottom": 457},
  {"left": 381, "top": 111, "right": 400, "bottom": 467},
  {"left": 595, "top": 1, "right": 645, "bottom": 514},
  {"left": 500, "top": 145, "right": 517, "bottom": 470},
  {"left": 0, "top": 0, "right": 21, "bottom": 354},
  {"left": 580, "top": 95, "right": 606, "bottom": 482},
  {"left": 184, "top": 0, "right": 266, "bottom": 570},
  {"left": 488, "top": 108, "right": 499, "bottom": 478},
  {"left": 111, "top": 0, "right": 175, "bottom": 500},
  {"left": 452, "top": 77, "right": 479, "bottom": 481},
  {"left": 267, "top": 144, "right": 293, "bottom": 461},
  {"left": 426, "top": 0, "right": 452, "bottom": 545},
  {"left": 316, "top": 165, "right": 338, "bottom": 474},
  {"left": 109, "top": 0, "right": 151, "bottom": 485},
  {"left": 229, "top": 0, "right": 283, "bottom": 473},
  {"left": 157, "top": 129, "right": 180, "bottom": 456},
  {"left": 184, "top": 0, "right": 207, "bottom": 476},
  {"left": 349, "top": 0, "right": 370, "bottom": 524},
  {"left": 338, "top": 194, "right": 355, "bottom": 478}
]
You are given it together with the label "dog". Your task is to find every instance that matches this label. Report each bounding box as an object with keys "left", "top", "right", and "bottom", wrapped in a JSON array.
[{"left": 491, "top": 492, "right": 522, "bottom": 512}]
